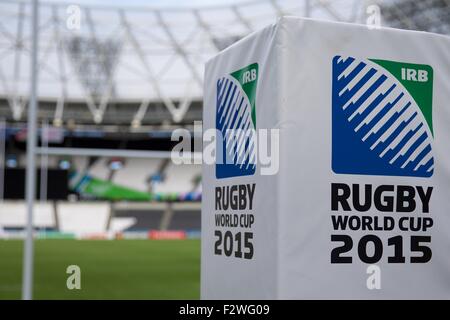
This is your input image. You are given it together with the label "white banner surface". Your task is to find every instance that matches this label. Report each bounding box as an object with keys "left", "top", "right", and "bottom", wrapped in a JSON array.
[{"left": 202, "top": 17, "right": 450, "bottom": 299}]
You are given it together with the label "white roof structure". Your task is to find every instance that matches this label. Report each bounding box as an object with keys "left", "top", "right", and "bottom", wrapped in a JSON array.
[{"left": 0, "top": 0, "right": 447, "bottom": 125}]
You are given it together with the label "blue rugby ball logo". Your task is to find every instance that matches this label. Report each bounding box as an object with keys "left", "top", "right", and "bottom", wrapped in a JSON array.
[{"left": 332, "top": 55, "right": 434, "bottom": 178}]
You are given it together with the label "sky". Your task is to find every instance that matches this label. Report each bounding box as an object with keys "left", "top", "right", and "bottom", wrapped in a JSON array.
[{"left": 45, "top": 0, "right": 250, "bottom": 9}]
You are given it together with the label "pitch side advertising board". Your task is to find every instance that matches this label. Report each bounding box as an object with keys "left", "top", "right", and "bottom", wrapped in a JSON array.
[{"left": 202, "top": 17, "right": 450, "bottom": 299}]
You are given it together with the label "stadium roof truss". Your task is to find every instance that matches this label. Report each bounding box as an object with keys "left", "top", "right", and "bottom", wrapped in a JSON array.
[{"left": 0, "top": 0, "right": 448, "bottom": 127}]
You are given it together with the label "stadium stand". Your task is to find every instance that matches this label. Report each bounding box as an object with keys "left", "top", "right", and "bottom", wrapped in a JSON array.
[
  {"left": 0, "top": 152, "right": 202, "bottom": 237},
  {"left": 170, "top": 210, "right": 201, "bottom": 231},
  {"left": 88, "top": 157, "right": 111, "bottom": 181},
  {"left": 0, "top": 200, "right": 202, "bottom": 236},
  {"left": 56, "top": 202, "right": 109, "bottom": 234},
  {"left": 71, "top": 156, "right": 89, "bottom": 173},
  {"left": 112, "top": 158, "right": 160, "bottom": 191},
  {"left": 113, "top": 210, "right": 164, "bottom": 232},
  {"left": 108, "top": 217, "right": 137, "bottom": 233},
  {"left": 0, "top": 202, "right": 55, "bottom": 230},
  {"left": 153, "top": 162, "right": 201, "bottom": 194}
]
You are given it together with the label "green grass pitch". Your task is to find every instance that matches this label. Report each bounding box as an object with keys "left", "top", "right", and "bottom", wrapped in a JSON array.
[{"left": 0, "top": 239, "right": 200, "bottom": 299}]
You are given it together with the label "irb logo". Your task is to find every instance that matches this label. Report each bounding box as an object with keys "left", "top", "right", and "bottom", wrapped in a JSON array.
[
  {"left": 242, "top": 68, "right": 257, "bottom": 84},
  {"left": 216, "top": 63, "right": 258, "bottom": 179},
  {"left": 401, "top": 67, "right": 428, "bottom": 82},
  {"left": 332, "top": 56, "right": 434, "bottom": 178}
]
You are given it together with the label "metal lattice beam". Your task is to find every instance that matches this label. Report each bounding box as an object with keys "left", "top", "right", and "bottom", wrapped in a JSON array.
[{"left": 0, "top": 0, "right": 446, "bottom": 127}]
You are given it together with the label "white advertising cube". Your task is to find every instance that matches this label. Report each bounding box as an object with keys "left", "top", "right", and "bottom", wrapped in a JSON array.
[{"left": 202, "top": 17, "right": 450, "bottom": 299}]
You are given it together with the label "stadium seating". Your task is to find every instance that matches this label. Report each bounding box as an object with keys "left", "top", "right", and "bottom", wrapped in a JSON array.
[
  {"left": 153, "top": 162, "right": 201, "bottom": 194},
  {"left": 71, "top": 156, "right": 89, "bottom": 172},
  {"left": 169, "top": 210, "right": 201, "bottom": 231},
  {"left": 75, "top": 156, "right": 201, "bottom": 195},
  {"left": 88, "top": 158, "right": 111, "bottom": 180},
  {"left": 56, "top": 202, "right": 109, "bottom": 234},
  {"left": 112, "top": 158, "right": 160, "bottom": 191},
  {"left": 0, "top": 155, "right": 202, "bottom": 236},
  {"left": 0, "top": 200, "right": 201, "bottom": 235},
  {"left": 0, "top": 202, "right": 55, "bottom": 229},
  {"left": 109, "top": 217, "right": 137, "bottom": 233}
]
